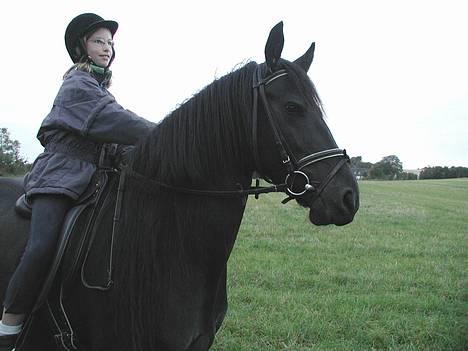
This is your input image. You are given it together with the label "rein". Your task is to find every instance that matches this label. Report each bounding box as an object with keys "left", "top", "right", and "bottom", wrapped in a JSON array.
[
  {"left": 125, "top": 169, "right": 286, "bottom": 197},
  {"left": 127, "top": 64, "right": 349, "bottom": 204}
]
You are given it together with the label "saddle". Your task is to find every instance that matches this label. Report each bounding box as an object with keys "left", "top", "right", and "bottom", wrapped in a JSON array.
[{"left": 14, "top": 169, "right": 126, "bottom": 351}]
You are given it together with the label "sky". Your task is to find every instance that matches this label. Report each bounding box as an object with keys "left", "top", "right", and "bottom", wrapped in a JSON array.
[{"left": 1, "top": 0, "right": 467, "bottom": 170}]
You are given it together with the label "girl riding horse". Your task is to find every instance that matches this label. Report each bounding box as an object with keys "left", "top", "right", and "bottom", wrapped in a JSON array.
[{"left": 0, "top": 13, "right": 155, "bottom": 350}]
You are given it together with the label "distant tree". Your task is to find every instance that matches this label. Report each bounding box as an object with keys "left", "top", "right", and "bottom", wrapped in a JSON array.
[
  {"left": 368, "top": 155, "right": 403, "bottom": 180},
  {"left": 350, "top": 156, "right": 373, "bottom": 178},
  {"left": 0, "top": 127, "right": 31, "bottom": 176},
  {"left": 397, "top": 172, "right": 417, "bottom": 180}
]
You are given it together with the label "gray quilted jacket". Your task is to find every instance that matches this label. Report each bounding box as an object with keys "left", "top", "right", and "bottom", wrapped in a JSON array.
[{"left": 24, "top": 69, "right": 156, "bottom": 200}]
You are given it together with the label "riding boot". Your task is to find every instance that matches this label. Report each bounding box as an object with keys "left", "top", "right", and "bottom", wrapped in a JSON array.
[{"left": 0, "top": 334, "right": 17, "bottom": 351}]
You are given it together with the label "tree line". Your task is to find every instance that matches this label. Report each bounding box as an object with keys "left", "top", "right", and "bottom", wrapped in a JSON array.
[
  {"left": 0, "top": 128, "right": 31, "bottom": 176},
  {"left": 350, "top": 155, "right": 468, "bottom": 180},
  {"left": 419, "top": 166, "right": 468, "bottom": 179}
]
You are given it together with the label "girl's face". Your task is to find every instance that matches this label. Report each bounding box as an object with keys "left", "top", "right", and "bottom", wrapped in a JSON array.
[{"left": 85, "top": 28, "right": 114, "bottom": 67}]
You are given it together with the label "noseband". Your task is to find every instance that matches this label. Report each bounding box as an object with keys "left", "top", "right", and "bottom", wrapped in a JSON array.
[
  {"left": 251, "top": 65, "right": 349, "bottom": 203},
  {"left": 126, "top": 64, "right": 349, "bottom": 204}
]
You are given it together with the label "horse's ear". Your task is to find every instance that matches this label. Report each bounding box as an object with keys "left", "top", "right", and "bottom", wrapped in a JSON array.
[
  {"left": 294, "top": 42, "right": 315, "bottom": 72},
  {"left": 265, "top": 21, "right": 284, "bottom": 72}
]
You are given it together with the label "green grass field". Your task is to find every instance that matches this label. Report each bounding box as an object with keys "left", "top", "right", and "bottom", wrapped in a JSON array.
[{"left": 212, "top": 179, "right": 468, "bottom": 350}]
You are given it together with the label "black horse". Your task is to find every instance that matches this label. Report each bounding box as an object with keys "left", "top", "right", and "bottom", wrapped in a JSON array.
[{"left": 0, "top": 23, "right": 359, "bottom": 350}]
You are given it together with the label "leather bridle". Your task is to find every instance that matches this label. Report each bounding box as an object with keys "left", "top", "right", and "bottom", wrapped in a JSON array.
[
  {"left": 251, "top": 65, "right": 349, "bottom": 203},
  {"left": 126, "top": 64, "right": 349, "bottom": 204}
]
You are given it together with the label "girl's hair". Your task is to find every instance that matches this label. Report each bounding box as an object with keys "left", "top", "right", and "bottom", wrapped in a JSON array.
[{"left": 63, "top": 61, "right": 112, "bottom": 88}]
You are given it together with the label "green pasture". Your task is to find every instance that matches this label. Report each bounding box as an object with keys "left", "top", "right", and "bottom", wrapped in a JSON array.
[{"left": 212, "top": 178, "right": 468, "bottom": 350}]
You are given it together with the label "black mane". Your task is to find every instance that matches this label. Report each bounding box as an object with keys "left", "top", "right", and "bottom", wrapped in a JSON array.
[{"left": 132, "top": 61, "right": 258, "bottom": 185}]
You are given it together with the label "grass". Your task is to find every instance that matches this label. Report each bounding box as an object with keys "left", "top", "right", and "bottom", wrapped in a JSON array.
[{"left": 211, "top": 178, "right": 468, "bottom": 350}]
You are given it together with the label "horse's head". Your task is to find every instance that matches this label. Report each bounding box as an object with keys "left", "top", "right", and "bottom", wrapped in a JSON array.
[{"left": 254, "top": 22, "right": 359, "bottom": 226}]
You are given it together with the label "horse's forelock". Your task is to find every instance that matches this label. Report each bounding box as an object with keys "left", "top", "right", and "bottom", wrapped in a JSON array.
[{"left": 281, "top": 60, "right": 326, "bottom": 118}]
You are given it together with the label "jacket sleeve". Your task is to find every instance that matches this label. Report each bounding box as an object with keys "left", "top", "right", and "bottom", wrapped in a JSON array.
[
  {"left": 81, "top": 93, "right": 156, "bottom": 145},
  {"left": 42, "top": 72, "right": 157, "bottom": 145}
]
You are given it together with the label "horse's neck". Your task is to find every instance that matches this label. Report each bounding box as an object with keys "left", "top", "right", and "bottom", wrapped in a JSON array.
[
  {"left": 141, "top": 122, "right": 254, "bottom": 189},
  {"left": 138, "top": 65, "right": 255, "bottom": 188}
]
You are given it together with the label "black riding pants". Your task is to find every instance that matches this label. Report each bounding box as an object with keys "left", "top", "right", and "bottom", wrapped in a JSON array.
[{"left": 3, "top": 194, "right": 73, "bottom": 314}]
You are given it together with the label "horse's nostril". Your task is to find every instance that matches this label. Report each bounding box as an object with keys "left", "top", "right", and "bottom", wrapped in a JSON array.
[{"left": 343, "top": 189, "right": 356, "bottom": 212}]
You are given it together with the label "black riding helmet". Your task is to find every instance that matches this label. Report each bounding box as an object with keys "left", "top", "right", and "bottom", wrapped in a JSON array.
[{"left": 65, "top": 13, "right": 118, "bottom": 66}]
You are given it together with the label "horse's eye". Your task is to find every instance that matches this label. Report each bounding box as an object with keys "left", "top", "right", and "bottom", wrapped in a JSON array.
[{"left": 285, "top": 102, "right": 302, "bottom": 114}]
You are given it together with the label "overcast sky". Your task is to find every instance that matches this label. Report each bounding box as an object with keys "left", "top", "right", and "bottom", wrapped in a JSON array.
[{"left": 1, "top": 0, "right": 467, "bottom": 169}]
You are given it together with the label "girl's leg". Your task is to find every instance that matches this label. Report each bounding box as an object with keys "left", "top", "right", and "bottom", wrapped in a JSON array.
[{"left": 1, "top": 194, "right": 73, "bottom": 326}]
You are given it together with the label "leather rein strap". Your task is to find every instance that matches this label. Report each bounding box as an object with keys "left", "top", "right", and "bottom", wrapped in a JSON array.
[{"left": 127, "top": 64, "right": 349, "bottom": 203}]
